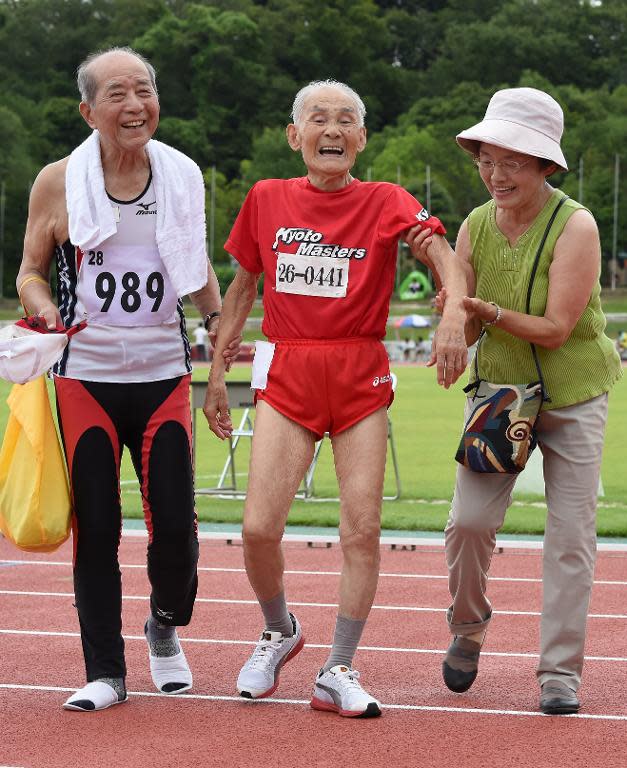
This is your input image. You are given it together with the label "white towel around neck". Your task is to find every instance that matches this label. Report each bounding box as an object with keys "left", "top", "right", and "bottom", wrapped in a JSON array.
[{"left": 66, "top": 130, "right": 208, "bottom": 297}]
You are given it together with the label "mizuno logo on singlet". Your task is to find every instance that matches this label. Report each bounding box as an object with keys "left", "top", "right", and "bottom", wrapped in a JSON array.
[{"left": 137, "top": 201, "right": 157, "bottom": 215}]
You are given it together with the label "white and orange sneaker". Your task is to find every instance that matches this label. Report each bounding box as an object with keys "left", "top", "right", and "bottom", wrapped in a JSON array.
[
  {"left": 311, "top": 665, "right": 381, "bottom": 718},
  {"left": 237, "top": 614, "right": 304, "bottom": 699}
]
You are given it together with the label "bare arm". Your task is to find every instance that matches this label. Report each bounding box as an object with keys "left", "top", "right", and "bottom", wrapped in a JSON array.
[
  {"left": 203, "top": 266, "right": 259, "bottom": 438},
  {"left": 406, "top": 224, "right": 468, "bottom": 388},
  {"left": 188, "top": 266, "right": 221, "bottom": 321},
  {"left": 17, "top": 161, "right": 67, "bottom": 329},
  {"left": 464, "top": 210, "right": 599, "bottom": 349}
]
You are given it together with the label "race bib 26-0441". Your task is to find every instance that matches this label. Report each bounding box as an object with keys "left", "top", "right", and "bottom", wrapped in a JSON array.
[{"left": 275, "top": 252, "right": 349, "bottom": 298}]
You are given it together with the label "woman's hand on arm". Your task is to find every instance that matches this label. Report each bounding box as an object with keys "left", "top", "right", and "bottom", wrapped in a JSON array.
[{"left": 203, "top": 266, "right": 259, "bottom": 439}]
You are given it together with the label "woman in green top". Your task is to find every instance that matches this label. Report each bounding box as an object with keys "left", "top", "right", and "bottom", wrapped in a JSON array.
[{"left": 418, "top": 87, "right": 622, "bottom": 716}]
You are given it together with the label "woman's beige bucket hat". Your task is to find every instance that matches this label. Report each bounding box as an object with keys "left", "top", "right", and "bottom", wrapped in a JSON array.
[{"left": 456, "top": 87, "right": 568, "bottom": 171}]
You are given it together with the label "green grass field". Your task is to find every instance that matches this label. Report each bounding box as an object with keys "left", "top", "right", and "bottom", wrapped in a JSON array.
[{"left": 2, "top": 364, "right": 624, "bottom": 537}]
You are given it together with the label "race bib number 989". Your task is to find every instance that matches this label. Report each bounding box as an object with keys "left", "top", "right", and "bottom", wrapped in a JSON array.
[
  {"left": 79, "top": 245, "right": 178, "bottom": 326},
  {"left": 275, "top": 252, "right": 349, "bottom": 298}
]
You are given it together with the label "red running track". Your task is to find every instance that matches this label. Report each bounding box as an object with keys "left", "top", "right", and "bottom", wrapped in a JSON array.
[{"left": 1, "top": 535, "right": 626, "bottom": 768}]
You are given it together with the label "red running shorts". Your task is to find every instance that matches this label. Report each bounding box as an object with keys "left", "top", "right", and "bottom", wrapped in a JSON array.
[{"left": 255, "top": 337, "right": 393, "bottom": 440}]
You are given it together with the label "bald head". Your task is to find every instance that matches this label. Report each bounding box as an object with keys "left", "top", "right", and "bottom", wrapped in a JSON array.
[{"left": 77, "top": 47, "right": 157, "bottom": 105}]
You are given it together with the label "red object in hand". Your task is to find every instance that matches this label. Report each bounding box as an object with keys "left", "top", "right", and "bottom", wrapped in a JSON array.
[{"left": 17, "top": 316, "right": 86, "bottom": 337}]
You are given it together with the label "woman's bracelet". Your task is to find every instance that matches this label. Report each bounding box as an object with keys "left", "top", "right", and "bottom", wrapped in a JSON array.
[{"left": 484, "top": 302, "right": 502, "bottom": 326}]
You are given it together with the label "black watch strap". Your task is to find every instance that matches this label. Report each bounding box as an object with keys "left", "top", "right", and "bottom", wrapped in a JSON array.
[{"left": 203, "top": 311, "right": 221, "bottom": 330}]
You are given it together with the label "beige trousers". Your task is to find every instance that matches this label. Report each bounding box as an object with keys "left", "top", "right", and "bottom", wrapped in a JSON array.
[{"left": 445, "top": 392, "right": 609, "bottom": 691}]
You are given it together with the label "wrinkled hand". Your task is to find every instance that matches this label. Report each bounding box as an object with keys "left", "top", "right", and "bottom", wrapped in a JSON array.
[
  {"left": 208, "top": 328, "right": 242, "bottom": 373},
  {"left": 427, "top": 317, "right": 468, "bottom": 388},
  {"left": 462, "top": 297, "right": 497, "bottom": 324},
  {"left": 203, "top": 377, "right": 233, "bottom": 440}
]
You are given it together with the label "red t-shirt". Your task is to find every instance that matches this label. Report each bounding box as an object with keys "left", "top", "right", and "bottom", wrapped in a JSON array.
[{"left": 225, "top": 177, "right": 445, "bottom": 340}]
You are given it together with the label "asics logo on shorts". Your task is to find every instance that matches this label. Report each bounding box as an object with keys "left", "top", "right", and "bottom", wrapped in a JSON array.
[{"left": 372, "top": 374, "right": 392, "bottom": 387}]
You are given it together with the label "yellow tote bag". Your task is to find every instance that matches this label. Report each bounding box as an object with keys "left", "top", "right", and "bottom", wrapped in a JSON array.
[{"left": 0, "top": 376, "right": 71, "bottom": 552}]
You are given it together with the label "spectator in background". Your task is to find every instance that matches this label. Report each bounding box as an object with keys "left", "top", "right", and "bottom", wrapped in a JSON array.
[
  {"left": 408, "top": 277, "right": 421, "bottom": 295},
  {"left": 403, "top": 336, "right": 416, "bottom": 362},
  {"left": 193, "top": 321, "right": 209, "bottom": 361}
]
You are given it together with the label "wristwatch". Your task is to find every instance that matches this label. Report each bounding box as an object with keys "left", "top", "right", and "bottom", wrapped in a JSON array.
[{"left": 203, "top": 311, "right": 221, "bottom": 330}]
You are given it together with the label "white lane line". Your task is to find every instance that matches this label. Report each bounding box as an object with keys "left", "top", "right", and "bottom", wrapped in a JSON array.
[
  {"left": 1, "top": 589, "right": 626, "bottom": 620},
  {"left": 1, "top": 683, "right": 626, "bottom": 721},
  {"left": 3, "top": 527, "right": 623, "bottom": 551},
  {"left": 1, "top": 560, "right": 626, "bottom": 587},
  {"left": 1, "top": 629, "right": 626, "bottom": 663},
  {"left": 124, "top": 529, "right": 627, "bottom": 552}
]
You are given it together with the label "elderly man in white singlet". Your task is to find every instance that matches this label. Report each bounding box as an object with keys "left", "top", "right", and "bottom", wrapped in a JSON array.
[{"left": 16, "top": 47, "right": 232, "bottom": 712}]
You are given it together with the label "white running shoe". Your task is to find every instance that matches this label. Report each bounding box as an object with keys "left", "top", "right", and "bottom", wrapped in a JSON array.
[
  {"left": 311, "top": 665, "right": 382, "bottom": 718},
  {"left": 237, "top": 614, "right": 304, "bottom": 699}
]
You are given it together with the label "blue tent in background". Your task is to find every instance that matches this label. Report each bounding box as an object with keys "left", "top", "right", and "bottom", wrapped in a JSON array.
[{"left": 393, "top": 314, "right": 431, "bottom": 329}]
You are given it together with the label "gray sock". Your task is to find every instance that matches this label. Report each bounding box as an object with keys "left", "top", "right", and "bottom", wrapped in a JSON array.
[
  {"left": 96, "top": 677, "right": 126, "bottom": 701},
  {"left": 260, "top": 591, "right": 293, "bottom": 637},
  {"left": 145, "top": 615, "right": 180, "bottom": 657},
  {"left": 322, "top": 615, "right": 366, "bottom": 672}
]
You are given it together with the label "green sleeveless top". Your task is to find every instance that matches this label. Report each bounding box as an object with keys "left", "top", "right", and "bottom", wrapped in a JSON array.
[{"left": 468, "top": 188, "right": 622, "bottom": 410}]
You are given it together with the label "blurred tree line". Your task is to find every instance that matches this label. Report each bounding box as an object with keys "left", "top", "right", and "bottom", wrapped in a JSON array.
[{"left": 0, "top": 0, "right": 625, "bottom": 295}]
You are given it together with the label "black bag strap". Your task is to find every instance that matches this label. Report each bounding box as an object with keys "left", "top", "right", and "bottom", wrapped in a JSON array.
[{"left": 470, "top": 193, "right": 569, "bottom": 400}]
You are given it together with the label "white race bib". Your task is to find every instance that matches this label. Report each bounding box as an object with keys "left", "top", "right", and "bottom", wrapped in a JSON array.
[
  {"left": 78, "top": 244, "right": 178, "bottom": 326},
  {"left": 275, "top": 252, "right": 349, "bottom": 298}
]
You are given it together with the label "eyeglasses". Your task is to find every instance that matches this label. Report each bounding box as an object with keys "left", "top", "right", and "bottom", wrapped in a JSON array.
[{"left": 474, "top": 158, "right": 531, "bottom": 174}]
